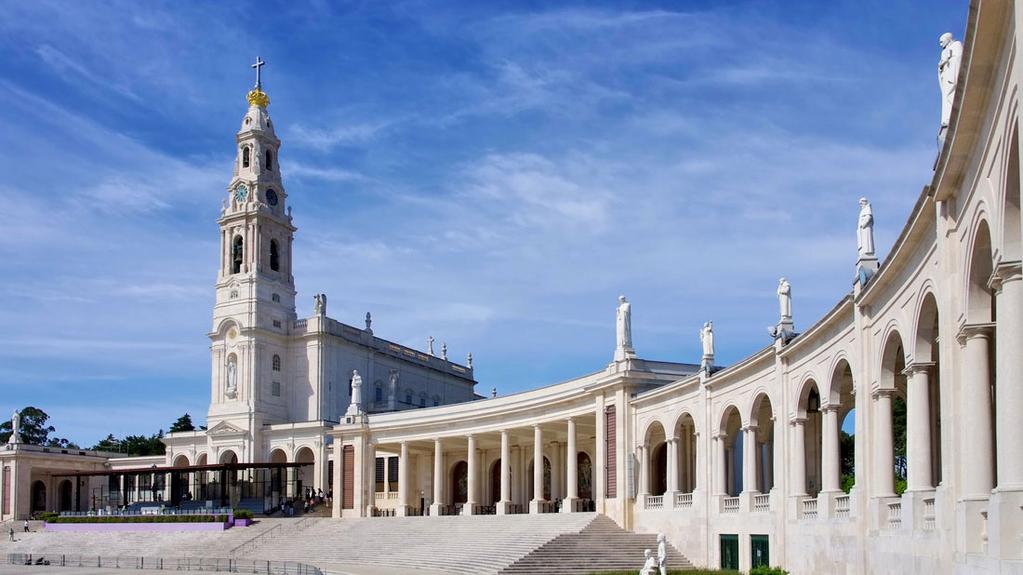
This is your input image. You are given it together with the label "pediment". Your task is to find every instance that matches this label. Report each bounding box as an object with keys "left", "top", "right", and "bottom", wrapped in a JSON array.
[{"left": 207, "top": 421, "right": 245, "bottom": 437}]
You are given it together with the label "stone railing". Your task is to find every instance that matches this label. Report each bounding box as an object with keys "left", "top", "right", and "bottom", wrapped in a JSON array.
[
  {"left": 887, "top": 501, "right": 902, "bottom": 529},
  {"left": 674, "top": 492, "right": 693, "bottom": 509},
  {"left": 721, "top": 496, "right": 739, "bottom": 513},
  {"left": 753, "top": 493, "right": 770, "bottom": 513},
  {"left": 801, "top": 497, "right": 818, "bottom": 520},
  {"left": 8, "top": 554, "right": 321, "bottom": 575},
  {"left": 645, "top": 495, "right": 664, "bottom": 510},
  {"left": 922, "top": 497, "right": 935, "bottom": 530},
  {"left": 835, "top": 495, "right": 850, "bottom": 519}
]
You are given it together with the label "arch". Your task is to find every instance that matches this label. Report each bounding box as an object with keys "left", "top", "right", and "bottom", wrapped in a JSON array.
[
  {"left": 488, "top": 459, "right": 502, "bottom": 505},
  {"left": 231, "top": 235, "right": 244, "bottom": 274},
  {"left": 58, "top": 479, "right": 73, "bottom": 512},
  {"left": 242, "top": 146, "right": 250, "bottom": 168},
  {"left": 195, "top": 453, "right": 208, "bottom": 466},
  {"left": 643, "top": 420, "right": 667, "bottom": 496},
  {"left": 272, "top": 354, "right": 281, "bottom": 372},
  {"left": 966, "top": 217, "right": 995, "bottom": 323},
  {"left": 219, "top": 450, "right": 239, "bottom": 464},
  {"left": 172, "top": 454, "right": 191, "bottom": 467},
  {"left": 450, "top": 460, "right": 468, "bottom": 504},
  {"left": 269, "top": 449, "right": 288, "bottom": 464},
  {"left": 265, "top": 150, "right": 273, "bottom": 171},
  {"left": 911, "top": 292, "right": 943, "bottom": 488},
  {"left": 270, "top": 239, "right": 280, "bottom": 272},
  {"left": 576, "top": 452, "right": 593, "bottom": 500},
  {"left": 1002, "top": 122, "right": 1021, "bottom": 260},
  {"left": 750, "top": 393, "right": 775, "bottom": 493},
  {"left": 673, "top": 412, "right": 698, "bottom": 493},
  {"left": 31, "top": 480, "right": 46, "bottom": 513},
  {"left": 718, "top": 405, "right": 743, "bottom": 497},
  {"left": 828, "top": 359, "right": 856, "bottom": 493},
  {"left": 879, "top": 329, "right": 908, "bottom": 493},
  {"left": 798, "top": 380, "right": 823, "bottom": 497}
]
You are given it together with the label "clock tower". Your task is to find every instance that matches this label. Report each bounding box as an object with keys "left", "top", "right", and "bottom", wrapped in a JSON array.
[{"left": 207, "top": 58, "right": 297, "bottom": 463}]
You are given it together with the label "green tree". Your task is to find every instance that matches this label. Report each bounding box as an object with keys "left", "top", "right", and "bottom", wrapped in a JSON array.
[
  {"left": 169, "top": 413, "right": 195, "bottom": 433},
  {"left": 0, "top": 406, "right": 56, "bottom": 445},
  {"left": 92, "top": 434, "right": 123, "bottom": 453}
]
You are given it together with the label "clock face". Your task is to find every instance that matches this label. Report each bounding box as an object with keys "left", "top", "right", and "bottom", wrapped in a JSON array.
[
  {"left": 266, "top": 189, "right": 279, "bottom": 206},
  {"left": 234, "top": 184, "right": 248, "bottom": 203}
]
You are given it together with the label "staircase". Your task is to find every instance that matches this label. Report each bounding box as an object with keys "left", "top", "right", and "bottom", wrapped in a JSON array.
[{"left": 498, "top": 515, "right": 691, "bottom": 574}]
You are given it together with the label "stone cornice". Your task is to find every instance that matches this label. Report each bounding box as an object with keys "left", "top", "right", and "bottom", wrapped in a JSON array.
[{"left": 955, "top": 322, "right": 995, "bottom": 346}]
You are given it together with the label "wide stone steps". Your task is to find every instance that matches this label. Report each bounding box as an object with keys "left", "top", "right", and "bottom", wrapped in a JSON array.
[{"left": 498, "top": 516, "right": 691, "bottom": 574}]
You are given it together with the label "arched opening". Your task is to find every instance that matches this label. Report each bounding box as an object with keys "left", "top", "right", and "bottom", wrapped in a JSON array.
[
  {"left": 265, "top": 150, "right": 273, "bottom": 171},
  {"left": 196, "top": 453, "right": 208, "bottom": 466},
  {"left": 219, "top": 450, "right": 238, "bottom": 464},
  {"left": 751, "top": 394, "right": 775, "bottom": 493},
  {"left": 58, "top": 479, "right": 72, "bottom": 512},
  {"left": 527, "top": 457, "right": 551, "bottom": 501},
  {"left": 489, "top": 459, "right": 502, "bottom": 505},
  {"left": 451, "top": 461, "right": 468, "bottom": 505},
  {"left": 674, "top": 413, "right": 697, "bottom": 493},
  {"left": 964, "top": 219, "right": 997, "bottom": 494},
  {"left": 1003, "top": 127, "right": 1021, "bottom": 261},
  {"left": 173, "top": 454, "right": 190, "bottom": 468},
  {"left": 830, "top": 361, "right": 856, "bottom": 493},
  {"left": 269, "top": 239, "right": 280, "bottom": 272},
  {"left": 719, "top": 406, "right": 743, "bottom": 497},
  {"left": 232, "top": 236, "right": 244, "bottom": 274},
  {"left": 269, "top": 449, "right": 288, "bottom": 501},
  {"left": 643, "top": 421, "right": 667, "bottom": 496},
  {"left": 242, "top": 146, "right": 250, "bottom": 168},
  {"left": 31, "top": 480, "right": 46, "bottom": 513},
  {"left": 577, "top": 452, "right": 593, "bottom": 500},
  {"left": 880, "top": 331, "right": 908, "bottom": 495},
  {"left": 913, "top": 294, "right": 943, "bottom": 489},
  {"left": 797, "top": 381, "right": 823, "bottom": 497},
  {"left": 195, "top": 453, "right": 209, "bottom": 500}
]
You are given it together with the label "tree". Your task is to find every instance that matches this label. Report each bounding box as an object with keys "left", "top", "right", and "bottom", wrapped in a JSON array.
[
  {"left": 0, "top": 406, "right": 56, "bottom": 445},
  {"left": 169, "top": 413, "right": 195, "bottom": 433}
]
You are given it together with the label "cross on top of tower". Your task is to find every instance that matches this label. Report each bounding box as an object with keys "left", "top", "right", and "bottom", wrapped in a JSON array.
[{"left": 251, "top": 57, "right": 266, "bottom": 89}]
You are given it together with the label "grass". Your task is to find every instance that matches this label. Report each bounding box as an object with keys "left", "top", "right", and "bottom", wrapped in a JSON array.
[{"left": 588, "top": 571, "right": 740, "bottom": 575}]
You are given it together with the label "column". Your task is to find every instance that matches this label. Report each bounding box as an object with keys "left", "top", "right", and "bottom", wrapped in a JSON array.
[
  {"left": 994, "top": 266, "right": 1023, "bottom": 489},
  {"left": 512, "top": 445, "right": 522, "bottom": 506},
  {"left": 464, "top": 435, "right": 478, "bottom": 514},
  {"left": 594, "top": 397, "right": 606, "bottom": 508},
  {"left": 742, "top": 426, "right": 757, "bottom": 494},
  {"left": 497, "top": 431, "right": 511, "bottom": 514},
  {"left": 715, "top": 435, "right": 726, "bottom": 495},
  {"left": 430, "top": 439, "right": 444, "bottom": 516},
  {"left": 791, "top": 419, "right": 807, "bottom": 496},
  {"left": 961, "top": 327, "right": 995, "bottom": 497},
  {"left": 904, "top": 365, "right": 934, "bottom": 492},
  {"left": 821, "top": 407, "right": 841, "bottom": 493},
  {"left": 397, "top": 441, "right": 410, "bottom": 515},
  {"left": 873, "top": 389, "right": 895, "bottom": 497},
  {"left": 666, "top": 437, "right": 679, "bottom": 494},
  {"left": 564, "top": 418, "right": 578, "bottom": 512},
  {"left": 531, "top": 425, "right": 545, "bottom": 513},
  {"left": 638, "top": 445, "right": 650, "bottom": 497},
  {"left": 550, "top": 441, "right": 562, "bottom": 501},
  {"left": 364, "top": 442, "right": 377, "bottom": 515}
]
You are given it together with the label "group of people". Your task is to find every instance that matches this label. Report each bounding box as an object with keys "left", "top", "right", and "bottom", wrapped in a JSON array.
[
  {"left": 640, "top": 533, "right": 668, "bottom": 575},
  {"left": 276, "top": 487, "right": 332, "bottom": 516},
  {"left": 7, "top": 520, "right": 30, "bottom": 542}
]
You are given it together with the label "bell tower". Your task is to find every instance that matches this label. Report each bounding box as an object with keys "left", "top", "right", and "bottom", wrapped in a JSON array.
[{"left": 207, "top": 58, "right": 297, "bottom": 461}]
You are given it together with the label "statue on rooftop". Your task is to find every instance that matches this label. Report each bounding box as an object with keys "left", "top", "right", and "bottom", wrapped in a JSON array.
[
  {"left": 699, "top": 321, "right": 714, "bottom": 359},
  {"left": 10, "top": 410, "right": 21, "bottom": 444},
  {"left": 614, "top": 295, "right": 636, "bottom": 361},
  {"left": 857, "top": 198, "right": 876, "bottom": 258},
  {"left": 313, "top": 293, "right": 327, "bottom": 317},
  {"left": 777, "top": 278, "right": 792, "bottom": 322},
  {"left": 938, "top": 32, "right": 963, "bottom": 138},
  {"left": 427, "top": 336, "right": 435, "bottom": 356},
  {"left": 347, "top": 369, "right": 363, "bottom": 416}
]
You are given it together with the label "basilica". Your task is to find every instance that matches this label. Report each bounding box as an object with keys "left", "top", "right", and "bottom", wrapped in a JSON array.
[{"left": 2, "top": 1, "right": 1023, "bottom": 573}]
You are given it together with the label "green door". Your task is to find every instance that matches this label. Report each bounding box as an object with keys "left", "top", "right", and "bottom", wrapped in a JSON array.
[
  {"left": 751, "top": 534, "right": 770, "bottom": 568},
  {"left": 720, "top": 534, "right": 739, "bottom": 570}
]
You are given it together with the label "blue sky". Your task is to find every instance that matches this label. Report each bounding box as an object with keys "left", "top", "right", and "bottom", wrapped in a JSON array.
[{"left": 0, "top": 0, "right": 966, "bottom": 445}]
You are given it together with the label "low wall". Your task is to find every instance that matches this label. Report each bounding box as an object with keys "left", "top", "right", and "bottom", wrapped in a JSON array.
[{"left": 45, "top": 521, "right": 229, "bottom": 532}]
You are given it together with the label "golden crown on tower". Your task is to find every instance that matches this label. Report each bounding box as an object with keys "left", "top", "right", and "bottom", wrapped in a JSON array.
[{"left": 246, "top": 88, "right": 270, "bottom": 108}]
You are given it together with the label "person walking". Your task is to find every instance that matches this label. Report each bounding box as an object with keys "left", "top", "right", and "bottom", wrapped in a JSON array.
[
  {"left": 8, "top": 526, "right": 14, "bottom": 542},
  {"left": 23, "top": 520, "right": 30, "bottom": 533}
]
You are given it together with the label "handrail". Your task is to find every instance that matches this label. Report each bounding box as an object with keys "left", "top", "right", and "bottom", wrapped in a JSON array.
[
  {"left": 229, "top": 523, "right": 282, "bottom": 556},
  {"left": 6, "top": 553, "right": 321, "bottom": 575}
]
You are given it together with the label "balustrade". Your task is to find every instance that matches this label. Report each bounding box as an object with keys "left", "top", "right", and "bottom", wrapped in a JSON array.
[
  {"left": 721, "top": 496, "right": 739, "bottom": 513},
  {"left": 645, "top": 495, "right": 664, "bottom": 510},
  {"left": 674, "top": 492, "right": 693, "bottom": 509},
  {"left": 801, "top": 497, "right": 818, "bottom": 520},
  {"left": 887, "top": 501, "right": 902, "bottom": 529},
  {"left": 835, "top": 495, "right": 850, "bottom": 519},
  {"left": 752, "top": 493, "right": 770, "bottom": 513},
  {"left": 922, "top": 497, "right": 935, "bottom": 530}
]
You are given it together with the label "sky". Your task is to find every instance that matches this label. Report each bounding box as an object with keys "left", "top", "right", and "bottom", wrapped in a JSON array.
[{"left": 0, "top": 0, "right": 967, "bottom": 446}]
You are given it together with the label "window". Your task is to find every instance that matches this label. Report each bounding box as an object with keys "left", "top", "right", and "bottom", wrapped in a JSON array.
[
  {"left": 405, "top": 391, "right": 412, "bottom": 405},
  {"left": 273, "top": 319, "right": 282, "bottom": 328},
  {"left": 231, "top": 236, "right": 244, "bottom": 274},
  {"left": 387, "top": 457, "right": 399, "bottom": 491},
  {"left": 269, "top": 239, "right": 280, "bottom": 272},
  {"left": 272, "top": 293, "right": 280, "bottom": 303},
  {"left": 242, "top": 146, "right": 250, "bottom": 168},
  {"left": 265, "top": 150, "right": 273, "bottom": 171},
  {"left": 271, "top": 381, "right": 281, "bottom": 397},
  {"left": 272, "top": 354, "right": 281, "bottom": 371},
  {"left": 419, "top": 395, "right": 426, "bottom": 407},
  {"left": 433, "top": 396, "right": 440, "bottom": 407},
  {"left": 375, "top": 457, "right": 385, "bottom": 492},
  {"left": 375, "top": 386, "right": 383, "bottom": 403}
]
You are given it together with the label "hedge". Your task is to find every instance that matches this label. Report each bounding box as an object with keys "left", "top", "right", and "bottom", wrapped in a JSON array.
[
  {"left": 50, "top": 514, "right": 228, "bottom": 524},
  {"left": 232, "top": 509, "right": 254, "bottom": 520}
]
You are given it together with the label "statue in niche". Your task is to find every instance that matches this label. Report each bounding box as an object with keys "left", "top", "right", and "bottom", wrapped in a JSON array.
[
  {"left": 347, "top": 369, "right": 363, "bottom": 416},
  {"left": 938, "top": 32, "right": 963, "bottom": 135},
  {"left": 699, "top": 321, "right": 714, "bottom": 359},
  {"left": 777, "top": 278, "right": 792, "bottom": 321},
  {"left": 857, "top": 198, "right": 875, "bottom": 258},
  {"left": 10, "top": 410, "right": 21, "bottom": 444},
  {"left": 226, "top": 356, "right": 238, "bottom": 399},
  {"left": 615, "top": 295, "right": 635, "bottom": 360}
]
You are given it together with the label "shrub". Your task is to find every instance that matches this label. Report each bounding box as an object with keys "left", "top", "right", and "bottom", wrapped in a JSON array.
[
  {"left": 750, "top": 567, "right": 789, "bottom": 575},
  {"left": 36, "top": 512, "right": 59, "bottom": 523},
  {"left": 51, "top": 514, "right": 227, "bottom": 524},
  {"left": 232, "top": 509, "right": 254, "bottom": 520}
]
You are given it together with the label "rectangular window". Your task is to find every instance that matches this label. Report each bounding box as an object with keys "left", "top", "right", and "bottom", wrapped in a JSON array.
[
  {"left": 272, "top": 381, "right": 281, "bottom": 397},
  {"left": 375, "top": 457, "right": 385, "bottom": 492},
  {"left": 375, "top": 387, "right": 383, "bottom": 403},
  {"left": 605, "top": 405, "right": 617, "bottom": 499},
  {"left": 342, "top": 446, "right": 355, "bottom": 509},
  {"left": 273, "top": 319, "right": 282, "bottom": 328},
  {"left": 388, "top": 457, "right": 399, "bottom": 492}
]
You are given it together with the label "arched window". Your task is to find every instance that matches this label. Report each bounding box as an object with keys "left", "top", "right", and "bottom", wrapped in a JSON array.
[
  {"left": 272, "top": 354, "right": 281, "bottom": 372},
  {"left": 242, "top": 146, "right": 250, "bottom": 168},
  {"left": 269, "top": 239, "right": 280, "bottom": 272},
  {"left": 231, "top": 236, "right": 244, "bottom": 274},
  {"left": 419, "top": 394, "right": 426, "bottom": 407},
  {"left": 265, "top": 150, "right": 273, "bottom": 171},
  {"left": 375, "top": 386, "right": 383, "bottom": 403},
  {"left": 405, "top": 391, "right": 412, "bottom": 405}
]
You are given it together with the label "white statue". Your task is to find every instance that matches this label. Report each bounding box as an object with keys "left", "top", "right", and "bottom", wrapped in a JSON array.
[
  {"left": 427, "top": 336, "right": 435, "bottom": 356},
  {"left": 614, "top": 295, "right": 635, "bottom": 361},
  {"left": 466, "top": 352, "right": 473, "bottom": 369},
  {"left": 441, "top": 342, "right": 448, "bottom": 360},
  {"left": 857, "top": 198, "right": 875, "bottom": 257},
  {"left": 225, "top": 357, "right": 238, "bottom": 398},
  {"left": 10, "top": 410, "right": 21, "bottom": 444},
  {"left": 699, "top": 321, "right": 714, "bottom": 358},
  {"left": 657, "top": 533, "right": 668, "bottom": 575},
  {"left": 346, "top": 369, "right": 363, "bottom": 416},
  {"left": 938, "top": 32, "right": 963, "bottom": 134},
  {"left": 365, "top": 312, "right": 372, "bottom": 333},
  {"left": 777, "top": 278, "right": 792, "bottom": 321},
  {"left": 313, "top": 293, "right": 327, "bottom": 316},
  {"left": 640, "top": 549, "right": 657, "bottom": 575}
]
